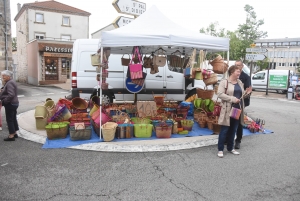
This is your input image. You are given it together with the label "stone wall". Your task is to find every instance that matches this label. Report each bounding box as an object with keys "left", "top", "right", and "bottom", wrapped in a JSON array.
[
  {"left": 0, "top": 0, "right": 13, "bottom": 73},
  {"left": 16, "top": 9, "right": 28, "bottom": 82}
]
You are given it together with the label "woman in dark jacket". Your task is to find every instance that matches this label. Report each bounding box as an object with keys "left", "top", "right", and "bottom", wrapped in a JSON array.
[{"left": 0, "top": 70, "right": 19, "bottom": 141}]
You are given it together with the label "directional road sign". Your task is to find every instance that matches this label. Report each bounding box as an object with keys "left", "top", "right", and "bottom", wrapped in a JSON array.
[
  {"left": 113, "top": 16, "right": 134, "bottom": 28},
  {"left": 112, "top": 0, "right": 146, "bottom": 16},
  {"left": 245, "top": 54, "right": 266, "bottom": 61},
  {"left": 246, "top": 48, "right": 268, "bottom": 53}
]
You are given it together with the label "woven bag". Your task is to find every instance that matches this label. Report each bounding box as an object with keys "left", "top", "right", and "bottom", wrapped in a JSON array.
[
  {"left": 196, "top": 87, "right": 214, "bottom": 99},
  {"left": 101, "top": 122, "right": 118, "bottom": 142},
  {"left": 203, "top": 73, "right": 218, "bottom": 86},
  {"left": 209, "top": 54, "right": 229, "bottom": 74}
]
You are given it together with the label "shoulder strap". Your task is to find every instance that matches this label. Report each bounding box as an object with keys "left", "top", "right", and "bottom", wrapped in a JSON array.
[{"left": 225, "top": 79, "right": 228, "bottom": 94}]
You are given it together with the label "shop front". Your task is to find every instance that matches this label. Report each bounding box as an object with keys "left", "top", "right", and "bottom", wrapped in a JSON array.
[{"left": 26, "top": 40, "right": 73, "bottom": 86}]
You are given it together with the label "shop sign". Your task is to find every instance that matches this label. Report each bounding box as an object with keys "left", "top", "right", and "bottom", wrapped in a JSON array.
[
  {"left": 268, "top": 75, "right": 288, "bottom": 89},
  {"left": 112, "top": 0, "right": 146, "bottom": 16},
  {"left": 39, "top": 43, "right": 73, "bottom": 53}
]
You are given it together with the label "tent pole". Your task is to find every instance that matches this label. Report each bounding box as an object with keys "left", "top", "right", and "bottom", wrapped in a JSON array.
[{"left": 99, "top": 46, "right": 103, "bottom": 140}]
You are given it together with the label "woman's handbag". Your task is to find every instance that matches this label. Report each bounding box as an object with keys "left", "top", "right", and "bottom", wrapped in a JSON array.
[
  {"left": 229, "top": 103, "right": 242, "bottom": 120},
  {"left": 128, "top": 47, "right": 143, "bottom": 79},
  {"left": 143, "top": 55, "right": 153, "bottom": 68},
  {"left": 90, "top": 53, "right": 100, "bottom": 66},
  {"left": 121, "top": 54, "right": 131, "bottom": 66},
  {"left": 153, "top": 49, "right": 167, "bottom": 67}
]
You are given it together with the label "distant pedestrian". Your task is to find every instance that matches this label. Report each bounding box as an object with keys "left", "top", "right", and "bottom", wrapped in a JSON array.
[
  {"left": 217, "top": 65, "right": 246, "bottom": 158},
  {"left": 0, "top": 70, "right": 19, "bottom": 141},
  {"left": 0, "top": 77, "right": 3, "bottom": 131},
  {"left": 234, "top": 60, "right": 252, "bottom": 149}
]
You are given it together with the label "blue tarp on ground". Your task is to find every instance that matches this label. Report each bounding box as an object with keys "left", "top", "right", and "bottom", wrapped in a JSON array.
[{"left": 42, "top": 120, "right": 273, "bottom": 149}]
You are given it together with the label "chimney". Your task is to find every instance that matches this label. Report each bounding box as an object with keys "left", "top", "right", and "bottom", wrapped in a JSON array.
[{"left": 17, "top": 3, "right": 21, "bottom": 12}]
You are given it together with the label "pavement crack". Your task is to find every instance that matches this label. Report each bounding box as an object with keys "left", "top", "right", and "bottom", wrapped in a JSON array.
[
  {"left": 143, "top": 154, "right": 208, "bottom": 200},
  {"left": 43, "top": 192, "right": 109, "bottom": 200}
]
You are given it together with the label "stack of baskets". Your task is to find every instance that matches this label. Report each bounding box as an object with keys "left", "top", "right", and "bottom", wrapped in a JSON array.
[{"left": 209, "top": 54, "right": 229, "bottom": 74}]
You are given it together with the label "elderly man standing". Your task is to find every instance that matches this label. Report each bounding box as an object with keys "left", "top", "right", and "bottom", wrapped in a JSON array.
[
  {"left": 0, "top": 70, "right": 19, "bottom": 141},
  {"left": 234, "top": 60, "right": 252, "bottom": 149}
]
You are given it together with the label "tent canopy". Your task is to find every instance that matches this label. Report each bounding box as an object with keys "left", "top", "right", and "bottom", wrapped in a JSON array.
[{"left": 101, "top": 6, "right": 229, "bottom": 55}]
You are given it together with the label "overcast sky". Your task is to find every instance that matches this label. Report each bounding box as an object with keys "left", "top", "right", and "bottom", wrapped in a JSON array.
[{"left": 10, "top": 0, "right": 300, "bottom": 39}]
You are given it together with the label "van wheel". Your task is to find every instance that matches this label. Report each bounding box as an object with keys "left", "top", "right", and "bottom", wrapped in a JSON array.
[
  {"left": 102, "top": 93, "right": 113, "bottom": 105},
  {"left": 185, "top": 88, "right": 197, "bottom": 102}
]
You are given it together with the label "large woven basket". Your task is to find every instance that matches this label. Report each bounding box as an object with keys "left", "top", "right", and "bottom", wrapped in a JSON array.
[
  {"left": 34, "top": 106, "right": 48, "bottom": 130},
  {"left": 203, "top": 73, "right": 218, "bottom": 86},
  {"left": 70, "top": 125, "right": 92, "bottom": 141},
  {"left": 209, "top": 54, "right": 228, "bottom": 74},
  {"left": 72, "top": 97, "right": 88, "bottom": 110},
  {"left": 101, "top": 122, "right": 118, "bottom": 142},
  {"left": 45, "top": 122, "right": 69, "bottom": 140},
  {"left": 212, "top": 117, "right": 221, "bottom": 134},
  {"left": 196, "top": 88, "right": 214, "bottom": 99},
  {"left": 155, "top": 123, "right": 172, "bottom": 138}
]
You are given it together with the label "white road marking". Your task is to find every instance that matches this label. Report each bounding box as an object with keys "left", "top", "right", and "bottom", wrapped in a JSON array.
[
  {"left": 17, "top": 95, "right": 25, "bottom": 98},
  {"left": 60, "top": 92, "right": 69, "bottom": 94},
  {"left": 1, "top": 163, "right": 8, "bottom": 167},
  {"left": 32, "top": 94, "right": 41, "bottom": 96},
  {"left": 46, "top": 93, "right": 54, "bottom": 95}
]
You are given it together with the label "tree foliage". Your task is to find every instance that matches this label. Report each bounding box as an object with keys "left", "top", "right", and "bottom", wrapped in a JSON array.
[
  {"left": 12, "top": 37, "right": 17, "bottom": 51},
  {"left": 199, "top": 4, "right": 268, "bottom": 62}
]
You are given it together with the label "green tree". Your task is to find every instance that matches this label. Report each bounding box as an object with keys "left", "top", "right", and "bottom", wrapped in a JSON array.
[
  {"left": 237, "top": 4, "right": 268, "bottom": 60},
  {"left": 256, "top": 58, "right": 269, "bottom": 71},
  {"left": 12, "top": 37, "right": 17, "bottom": 50},
  {"left": 200, "top": 22, "right": 226, "bottom": 37}
]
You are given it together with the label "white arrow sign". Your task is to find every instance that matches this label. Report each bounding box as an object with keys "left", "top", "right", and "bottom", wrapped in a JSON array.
[
  {"left": 112, "top": 0, "right": 146, "bottom": 16},
  {"left": 113, "top": 16, "right": 134, "bottom": 28},
  {"left": 245, "top": 54, "right": 266, "bottom": 61},
  {"left": 246, "top": 48, "right": 268, "bottom": 53}
]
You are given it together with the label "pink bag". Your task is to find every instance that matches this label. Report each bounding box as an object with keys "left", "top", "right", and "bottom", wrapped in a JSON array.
[
  {"left": 129, "top": 47, "right": 143, "bottom": 80},
  {"left": 94, "top": 111, "right": 110, "bottom": 126},
  {"left": 229, "top": 103, "right": 241, "bottom": 120}
]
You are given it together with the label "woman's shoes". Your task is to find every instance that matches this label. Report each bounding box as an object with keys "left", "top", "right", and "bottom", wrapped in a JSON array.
[
  {"left": 4, "top": 136, "right": 15, "bottom": 141},
  {"left": 14, "top": 134, "right": 18, "bottom": 138},
  {"left": 217, "top": 151, "right": 224, "bottom": 158}
]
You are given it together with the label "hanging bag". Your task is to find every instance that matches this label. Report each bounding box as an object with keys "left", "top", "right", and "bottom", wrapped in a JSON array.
[
  {"left": 153, "top": 49, "right": 167, "bottom": 67},
  {"left": 121, "top": 54, "right": 131, "bottom": 66},
  {"left": 143, "top": 55, "right": 153, "bottom": 68},
  {"left": 128, "top": 47, "right": 143, "bottom": 80},
  {"left": 229, "top": 103, "right": 242, "bottom": 120}
]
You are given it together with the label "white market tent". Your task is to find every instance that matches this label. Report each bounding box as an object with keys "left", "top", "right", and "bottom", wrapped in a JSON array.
[
  {"left": 100, "top": 5, "right": 229, "bottom": 54},
  {"left": 98, "top": 6, "right": 229, "bottom": 139}
]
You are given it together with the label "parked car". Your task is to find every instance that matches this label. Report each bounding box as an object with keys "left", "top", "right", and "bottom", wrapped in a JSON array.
[{"left": 251, "top": 69, "right": 294, "bottom": 93}]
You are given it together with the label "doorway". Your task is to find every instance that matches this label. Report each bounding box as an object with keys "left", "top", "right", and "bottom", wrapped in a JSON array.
[{"left": 62, "top": 58, "right": 71, "bottom": 79}]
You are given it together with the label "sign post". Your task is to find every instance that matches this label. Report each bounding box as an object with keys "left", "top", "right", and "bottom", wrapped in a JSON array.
[{"left": 112, "top": 0, "right": 146, "bottom": 16}]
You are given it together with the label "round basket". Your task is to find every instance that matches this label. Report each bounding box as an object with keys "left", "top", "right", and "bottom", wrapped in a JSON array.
[
  {"left": 72, "top": 97, "right": 88, "bottom": 110},
  {"left": 203, "top": 73, "right": 218, "bottom": 86},
  {"left": 101, "top": 122, "right": 118, "bottom": 142},
  {"left": 196, "top": 88, "right": 214, "bottom": 99}
]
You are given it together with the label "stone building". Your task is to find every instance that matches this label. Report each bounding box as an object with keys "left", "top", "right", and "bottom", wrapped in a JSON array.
[
  {"left": 14, "top": 0, "right": 90, "bottom": 85},
  {"left": 0, "top": 0, "right": 13, "bottom": 73}
]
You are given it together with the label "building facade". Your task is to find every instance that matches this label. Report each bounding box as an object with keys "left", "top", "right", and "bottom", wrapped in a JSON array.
[
  {"left": 0, "top": 0, "right": 13, "bottom": 73},
  {"left": 14, "top": 0, "right": 90, "bottom": 85},
  {"left": 254, "top": 38, "right": 300, "bottom": 73}
]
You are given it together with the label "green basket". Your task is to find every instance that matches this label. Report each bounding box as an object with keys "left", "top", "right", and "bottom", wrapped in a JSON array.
[
  {"left": 134, "top": 124, "right": 153, "bottom": 138},
  {"left": 131, "top": 117, "right": 152, "bottom": 124}
]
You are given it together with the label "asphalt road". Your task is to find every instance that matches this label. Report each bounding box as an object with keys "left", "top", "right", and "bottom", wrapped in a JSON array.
[{"left": 0, "top": 83, "right": 299, "bottom": 201}]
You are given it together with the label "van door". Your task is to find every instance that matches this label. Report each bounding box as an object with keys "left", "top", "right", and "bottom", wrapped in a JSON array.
[
  {"left": 252, "top": 71, "right": 266, "bottom": 89},
  {"left": 165, "top": 66, "right": 185, "bottom": 100}
]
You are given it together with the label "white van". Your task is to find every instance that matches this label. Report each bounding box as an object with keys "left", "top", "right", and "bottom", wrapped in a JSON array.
[
  {"left": 251, "top": 69, "right": 293, "bottom": 93},
  {"left": 71, "top": 39, "right": 233, "bottom": 103}
]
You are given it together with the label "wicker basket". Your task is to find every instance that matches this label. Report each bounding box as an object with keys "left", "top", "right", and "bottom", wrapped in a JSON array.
[
  {"left": 45, "top": 122, "right": 69, "bottom": 140},
  {"left": 197, "top": 115, "right": 207, "bottom": 128},
  {"left": 72, "top": 97, "right": 88, "bottom": 110},
  {"left": 206, "top": 116, "right": 214, "bottom": 130},
  {"left": 101, "top": 122, "right": 118, "bottom": 142},
  {"left": 70, "top": 125, "right": 92, "bottom": 141},
  {"left": 155, "top": 123, "right": 172, "bottom": 138},
  {"left": 194, "top": 109, "right": 207, "bottom": 120},
  {"left": 34, "top": 106, "right": 48, "bottom": 130},
  {"left": 203, "top": 73, "right": 218, "bottom": 86},
  {"left": 209, "top": 54, "right": 229, "bottom": 74},
  {"left": 212, "top": 116, "right": 221, "bottom": 134},
  {"left": 196, "top": 88, "right": 214, "bottom": 99},
  {"left": 44, "top": 100, "right": 55, "bottom": 120}
]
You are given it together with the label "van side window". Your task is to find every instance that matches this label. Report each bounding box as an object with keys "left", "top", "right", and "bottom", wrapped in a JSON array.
[{"left": 253, "top": 72, "right": 265, "bottom": 80}]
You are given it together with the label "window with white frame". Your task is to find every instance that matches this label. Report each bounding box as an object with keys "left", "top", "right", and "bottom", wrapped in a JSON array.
[
  {"left": 35, "top": 33, "right": 45, "bottom": 39},
  {"left": 62, "top": 16, "right": 70, "bottom": 26},
  {"left": 61, "top": 35, "right": 71, "bottom": 41},
  {"left": 35, "top": 13, "right": 44, "bottom": 23}
]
